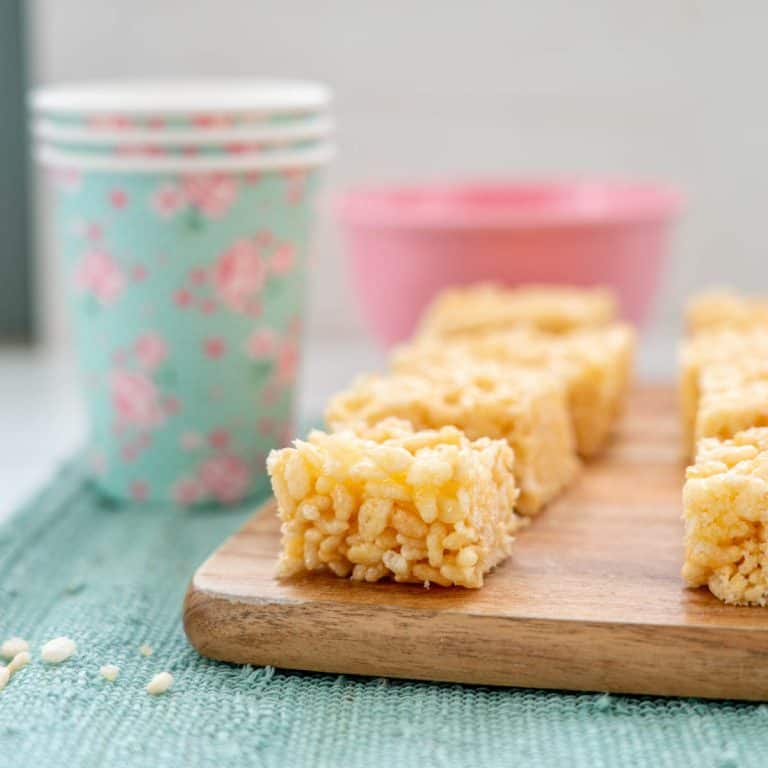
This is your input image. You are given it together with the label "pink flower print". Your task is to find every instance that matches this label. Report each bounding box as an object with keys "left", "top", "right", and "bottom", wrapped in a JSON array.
[
  {"left": 198, "top": 454, "right": 251, "bottom": 504},
  {"left": 283, "top": 169, "right": 307, "bottom": 205},
  {"left": 110, "top": 188, "right": 128, "bottom": 209},
  {"left": 200, "top": 299, "right": 218, "bottom": 315},
  {"left": 276, "top": 340, "right": 299, "bottom": 383},
  {"left": 181, "top": 431, "right": 203, "bottom": 451},
  {"left": 163, "top": 396, "right": 180, "bottom": 416},
  {"left": 257, "top": 417, "right": 275, "bottom": 436},
  {"left": 174, "top": 289, "right": 192, "bottom": 308},
  {"left": 269, "top": 244, "right": 295, "bottom": 275},
  {"left": 131, "top": 264, "right": 148, "bottom": 282},
  {"left": 121, "top": 444, "right": 138, "bottom": 462},
  {"left": 213, "top": 238, "right": 266, "bottom": 313},
  {"left": 110, "top": 370, "right": 166, "bottom": 428},
  {"left": 288, "top": 314, "right": 302, "bottom": 337},
  {"left": 85, "top": 223, "right": 103, "bottom": 242},
  {"left": 190, "top": 267, "right": 208, "bottom": 285},
  {"left": 255, "top": 230, "right": 273, "bottom": 248},
  {"left": 204, "top": 337, "right": 226, "bottom": 359},
  {"left": 54, "top": 168, "right": 82, "bottom": 191},
  {"left": 151, "top": 183, "right": 185, "bottom": 217},
  {"left": 89, "top": 114, "right": 132, "bottom": 131},
  {"left": 244, "top": 171, "right": 261, "bottom": 185},
  {"left": 134, "top": 332, "right": 167, "bottom": 370},
  {"left": 208, "top": 428, "right": 230, "bottom": 450},
  {"left": 130, "top": 481, "right": 149, "bottom": 501},
  {"left": 246, "top": 328, "right": 276, "bottom": 359},
  {"left": 182, "top": 174, "right": 237, "bottom": 219},
  {"left": 77, "top": 249, "right": 125, "bottom": 306},
  {"left": 88, "top": 451, "right": 106, "bottom": 475},
  {"left": 191, "top": 113, "right": 234, "bottom": 129},
  {"left": 173, "top": 476, "right": 203, "bottom": 505}
]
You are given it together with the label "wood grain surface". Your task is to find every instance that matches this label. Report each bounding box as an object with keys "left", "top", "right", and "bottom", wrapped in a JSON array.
[{"left": 183, "top": 386, "right": 768, "bottom": 701}]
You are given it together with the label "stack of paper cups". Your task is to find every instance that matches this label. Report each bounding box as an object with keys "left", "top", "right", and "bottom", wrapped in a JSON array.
[{"left": 31, "top": 79, "right": 334, "bottom": 506}]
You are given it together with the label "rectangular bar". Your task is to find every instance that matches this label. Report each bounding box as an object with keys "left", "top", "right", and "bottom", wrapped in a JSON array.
[
  {"left": 683, "top": 428, "right": 768, "bottom": 605},
  {"left": 391, "top": 324, "right": 634, "bottom": 458},
  {"left": 325, "top": 365, "right": 578, "bottom": 515},
  {"left": 695, "top": 359, "right": 768, "bottom": 445},
  {"left": 417, "top": 283, "right": 617, "bottom": 339},
  {"left": 678, "top": 329, "right": 768, "bottom": 456},
  {"left": 685, "top": 290, "right": 768, "bottom": 336},
  {"left": 267, "top": 420, "right": 520, "bottom": 588}
]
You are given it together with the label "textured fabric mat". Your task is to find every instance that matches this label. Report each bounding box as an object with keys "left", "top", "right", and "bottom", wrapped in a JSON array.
[{"left": 1, "top": 464, "right": 768, "bottom": 768}]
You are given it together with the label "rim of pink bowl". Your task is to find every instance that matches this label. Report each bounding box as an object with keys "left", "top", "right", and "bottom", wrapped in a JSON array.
[{"left": 335, "top": 180, "right": 682, "bottom": 230}]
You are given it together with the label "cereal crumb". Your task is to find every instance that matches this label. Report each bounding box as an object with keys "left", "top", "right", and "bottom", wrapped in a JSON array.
[
  {"left": 100, "top": 664, "right": 119, "bottom": 682},
  {"left": 139, "top": 644, "right": 153, "bottom": 657},
  {"left": 41, "top": 636, "right": 77, "bottom": 664},
  {"left": 146, "top": 671, "right": 173, "bottom": 695},
  {"left": 0, "top": 667, "right": 9, "bottom": 691},
  {"left": 8, "top": 651, "right": 30, "bottom": 675},
  {"left": 0, "top": 637, "right": 28, "bottom": 659}
]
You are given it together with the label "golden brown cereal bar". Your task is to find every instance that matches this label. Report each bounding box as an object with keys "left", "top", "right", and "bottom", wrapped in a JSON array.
[
  {"left": 678, "top": 329, "right": 768, "bottom": 456},
  {"left": 267, "top": 420, "right": 520, "bottom": 588},
  {"left": 391, "top": 324, "right": 634, "bottom": 458},
  {"left": 683, "top": 428, "right": 768, "bottom": 605},
  {"left": 417, "top": 283, "right": 617, "bottom": 338},
  {"left": 685, "top": 290, "right": 768, "bottom": 336},
  {"left": 325, "top": 365, "right": 578, "bottom": 515}
]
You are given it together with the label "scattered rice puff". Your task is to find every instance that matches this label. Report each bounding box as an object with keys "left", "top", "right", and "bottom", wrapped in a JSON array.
[
  {"left": 0, "top": 637, "right": 28, "bottom": 659},
  {"left": 391, "top": 324, "right": 634, "bottom": 458},
  {"left": 685, "top": 290, "right": 768, "bottom": 336},
  {"left": 139, "top": 644, "right": 153, "bottom": 657},
  {"left": 325, "top": 365, "right": 577, "bottom": 515},
  {"left": 100, "top": 664, "right": 120, "bottom": 682},
  {"left": 146, "top": 671, "right": 173, "bottom": 695},
  {"left": 268, "top": 419, "right": 520, "bottom": 588},
  {"left": 40, "top": 636, "right": 77, "bottom": 664},
  {"left": 8, "top": 651, "right": 30, "bottom": 675},
  {"left": 417, "top": 283, "right": 617, "bottom": 339},
  {"left": 684, "top": 428, "right": 768, "bottom": 605},
  {"left": 0, "top": 667, "right": 9, "bottom": 692}
]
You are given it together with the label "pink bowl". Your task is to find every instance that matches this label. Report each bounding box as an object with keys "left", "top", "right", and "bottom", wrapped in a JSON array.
[{"left": 336, "top": 180, "right": 681, "bottom": 345}]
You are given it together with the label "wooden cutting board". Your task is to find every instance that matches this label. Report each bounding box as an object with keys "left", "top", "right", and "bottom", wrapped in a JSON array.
[{"left": 183, "top": 385, "right": 768, "bottom": 701}]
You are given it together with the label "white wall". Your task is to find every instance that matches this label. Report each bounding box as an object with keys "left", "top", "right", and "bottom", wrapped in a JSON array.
[{"left": 29, "top": 0, "right": 768, "bottom": 366}]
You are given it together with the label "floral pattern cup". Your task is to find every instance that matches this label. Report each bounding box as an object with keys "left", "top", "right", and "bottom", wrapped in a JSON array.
[{"left": 43, "top": 149, "right": 327, "bottom": 505}]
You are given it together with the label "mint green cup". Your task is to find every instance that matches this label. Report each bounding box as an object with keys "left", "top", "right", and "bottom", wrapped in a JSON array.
[{"left": 39, "top": 146, "right": 330, "bottom": 505}]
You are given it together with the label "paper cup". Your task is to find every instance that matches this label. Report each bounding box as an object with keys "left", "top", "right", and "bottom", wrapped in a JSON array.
[
  {"left": 30, "top": 78, "right": 332, "bottom": 129},
  {"left": 32, "top": 116, "right": 335, "bottom": 157},
  {"left": 38, "top": 144, "right": 332, "bottom": 505}
]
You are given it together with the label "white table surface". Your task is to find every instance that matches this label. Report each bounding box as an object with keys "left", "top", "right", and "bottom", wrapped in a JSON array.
[{"left": 0, "top": 333, "right": 671, "bottom": 522}]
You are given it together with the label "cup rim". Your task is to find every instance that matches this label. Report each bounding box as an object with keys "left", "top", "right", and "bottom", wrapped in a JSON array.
[
  {"left": 30, "top": 78, "right": 332, "bottom": 116},
  {"left": 37, "top": 142, "right": 334, "bottom": 172},
  {"left": 32, "top": 116, "right": 335, "bottom": 146},
  {"left": 335, "top": 179, "right": 683, "bottom": 230}
]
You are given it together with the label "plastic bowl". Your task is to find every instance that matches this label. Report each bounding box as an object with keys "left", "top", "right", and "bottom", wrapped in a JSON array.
[{"left": 336, "top": 180, "right": 681, "bottom": 345}]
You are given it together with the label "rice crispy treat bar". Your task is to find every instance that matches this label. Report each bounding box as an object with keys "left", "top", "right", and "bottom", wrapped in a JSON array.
[
  {"left": 695, "top": 359, "right": 768, "bottom": 446},
  {"left": 267, "top": 420, "right": 520, "bottom": 588},
  {"left": 678, "top": 329, "right": 768, "bottom": 456},
  {"left": 417, "top": 283, "right": 617, "bottom": 338},
  {"left": 685, "top": 290, "right": 768, "bottom": 336},
  {"left": 325, "top": 366, "right": 578, "bottom": 515},
  {"left": 391, "top": 324, "right": 634, "bottom": 458},
  {"left": 683, "top": 428, "right": 768, "bottom": 605}
]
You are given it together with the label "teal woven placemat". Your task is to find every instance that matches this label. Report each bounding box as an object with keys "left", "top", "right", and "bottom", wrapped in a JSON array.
[{"left": 2, "top": 465, "right": 767, "bottom": 768}]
